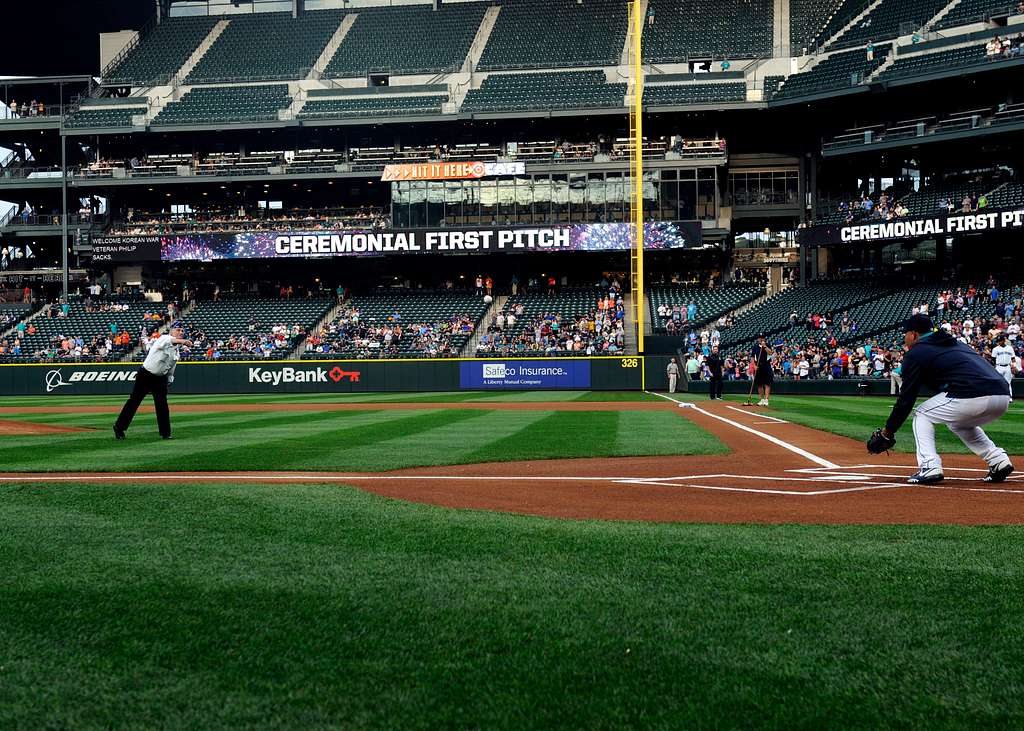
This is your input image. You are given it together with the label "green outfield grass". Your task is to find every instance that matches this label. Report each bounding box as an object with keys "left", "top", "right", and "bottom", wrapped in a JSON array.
[
  {"left": 0, "top": 390, "right": 657, "bottom": 408},
  {"left": 2, "top": 482, "right": 1022, "bottom": 729},
  {"left": 0, "top": 406, "right": 724, "bottom": 472},
  {"left": 721, "top": 395, "right": 1024, "bottom": 456}
]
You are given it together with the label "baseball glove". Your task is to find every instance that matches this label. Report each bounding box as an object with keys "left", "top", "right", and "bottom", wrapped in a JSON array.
[{"left": 866, "top": 428, "right": 896, "bottom": 454}]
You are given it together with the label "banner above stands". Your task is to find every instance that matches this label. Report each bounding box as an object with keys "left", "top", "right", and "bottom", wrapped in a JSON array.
[
  {"left": 91, "top": 222, "right": 703, "bottom": 262},
  {"left": 798, "top": 207, "right": 1024, "bottom": 246},
  {"left": 381, "top": 162, "right": 526, "bottom": 181}
]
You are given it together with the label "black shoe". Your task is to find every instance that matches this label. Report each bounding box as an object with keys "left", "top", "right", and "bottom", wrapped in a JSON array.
[
  {"left": 113, "top": 426, "right": 126, "bottom": 440},
  {"left": 984, "top": 462, "right": 1014, "bottom": 483},
  {"left": 907, "top": 469, "right": 944, "bottom": 485}
]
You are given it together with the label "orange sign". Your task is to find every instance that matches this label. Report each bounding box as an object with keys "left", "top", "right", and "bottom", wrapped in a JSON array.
[{"left": 381, "top": 162, "right": 488, "bottom": 181}]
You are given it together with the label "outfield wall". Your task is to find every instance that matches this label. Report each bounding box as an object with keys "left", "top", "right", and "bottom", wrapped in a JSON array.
[
  {"left": 0, "top": 357, "right": 645, "bottom": 396},
  {"left": 1, "top": 357, "right": 1018, "bottom": 397}
]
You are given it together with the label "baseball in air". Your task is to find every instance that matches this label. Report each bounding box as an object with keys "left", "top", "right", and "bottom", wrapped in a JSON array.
[{"left": 484, "top": 295, "right": 493, "bottom": 304}]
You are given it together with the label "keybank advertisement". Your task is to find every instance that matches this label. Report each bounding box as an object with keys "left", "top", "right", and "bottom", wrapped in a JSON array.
[
  {"left": 459, "top": 360, "right": 591, "bottom": 389},
  {"left": 0, "top": 359, "right": 637, "bottom": 396}
]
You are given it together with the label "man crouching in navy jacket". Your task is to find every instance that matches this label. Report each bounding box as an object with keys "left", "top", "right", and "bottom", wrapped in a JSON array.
[{"left": 877, "top": 315, "right": 1013, "bottom": 484}]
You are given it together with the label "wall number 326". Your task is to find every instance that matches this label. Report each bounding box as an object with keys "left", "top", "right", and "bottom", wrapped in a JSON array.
[{"left": 620, "top": 358, "right": 639, "bottom": 368}]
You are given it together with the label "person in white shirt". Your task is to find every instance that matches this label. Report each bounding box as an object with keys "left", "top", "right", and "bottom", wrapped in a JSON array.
[
  {"left": 114, "top": 321, "right": 192, "bottom": 440},
  {"left": 992, "top": 336, "right": 1016, "bottom": 386}
]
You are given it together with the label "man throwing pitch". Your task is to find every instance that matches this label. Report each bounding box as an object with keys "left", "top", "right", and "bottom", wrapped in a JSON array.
[
  {"left": 114, "top": 321, "right": 192, "bottom": 440},
  {"left": 867, "top": 315, "right": 1013, "bottom": 484}
]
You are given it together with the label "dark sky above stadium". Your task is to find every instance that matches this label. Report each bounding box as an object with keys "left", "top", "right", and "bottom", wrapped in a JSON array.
[{"left": 3, "top": 1, "right": 152, "bottom": 77}]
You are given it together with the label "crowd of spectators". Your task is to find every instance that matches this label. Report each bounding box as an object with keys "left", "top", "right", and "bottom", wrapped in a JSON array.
[
  {"left": 986, "top": 34, "right": 1024, "bottom": 59},
  {"left": 834, "top": 191, "right": 909, "bottom": 224},
  {"left": 4, "top": 99, "right": 48, "bottom": 118},
  {"left": 683, "top": 278, "right": 1024, "bottom": 390},
  {"left": 476, "top": 285, "right": 626, "bottom": 356},
  {"left": 304, "top": 304, "right": 477, "bottom": 358},
  {"left": 112, "top": 206, "right": 390, "bottom": 236},
  {"left": 183, "top": 321, "right": 306, "bottom": 360}
]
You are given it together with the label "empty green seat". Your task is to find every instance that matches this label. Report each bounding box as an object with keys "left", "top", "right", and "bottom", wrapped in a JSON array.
[
  {"left": 477, "top": 0, "right": 627, "bottom": 71},
  {"left": 462, "top": 71, "right": 626, "bottom": 113},
  {"left": 187, "top": 10, "right": 346, "bottom": 84}
]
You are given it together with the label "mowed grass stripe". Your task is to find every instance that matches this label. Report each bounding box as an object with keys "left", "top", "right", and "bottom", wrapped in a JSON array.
[
  {"left": 462, "top": 411, "right": 620, "bottom": 464},
  {"left": 298, "top": 409, "right": 553, "bottom": 471},
  {"left": 135, "top": 410, "right": 449, "bottom": 472},
  {"left": 0, "top": 410, "right": 387, "bottom": 472}
]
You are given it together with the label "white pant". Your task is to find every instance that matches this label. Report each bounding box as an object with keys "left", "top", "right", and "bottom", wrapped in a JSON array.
[
  {"left": 912, "top": 392, "right": 1011, "bottom": 471},
  {"left": 668, "top": 373, "right": 678, "bottom": 393},
  {"left": 997, "top": 365, "right": 1013, "bottom": 386}
]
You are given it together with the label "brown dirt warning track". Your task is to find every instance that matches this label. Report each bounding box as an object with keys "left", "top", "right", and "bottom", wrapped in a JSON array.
[{"left": 0, "top": 397, "right": 1022, "bottom": 525}]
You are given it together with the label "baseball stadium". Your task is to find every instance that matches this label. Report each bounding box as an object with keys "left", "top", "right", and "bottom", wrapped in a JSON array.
[{"left": 3, "top": 0, "right": 1024, "bottom": 727}]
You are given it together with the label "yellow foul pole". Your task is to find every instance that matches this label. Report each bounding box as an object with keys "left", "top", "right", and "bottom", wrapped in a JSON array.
[{"left": 629, "top": 0, "right": 645, "bottom": 354}]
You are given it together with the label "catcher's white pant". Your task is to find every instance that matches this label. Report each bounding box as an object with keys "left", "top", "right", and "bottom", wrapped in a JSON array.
[
  {"left": 996, "top": 365, "right": 1013, "bottom": 386},
  {"left": 912, "top": 393, "right": 1011, "bottom": 472}
]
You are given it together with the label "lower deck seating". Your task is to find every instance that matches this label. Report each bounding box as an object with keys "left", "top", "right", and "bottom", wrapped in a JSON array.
[
  {"left": 643, "top": 83, "right": 746, "bottom": 106},
  {"left": 303, "top": 291, "right": 488, "bottom": 359},
  {"left": 648, "top": 285, "right": 763, "bottom": 333},
  {"left": 298, "top": 95, "right": 447, "bottom": 119},
  {"left": 772, "top": 44, "right": 891, "bottom": 99},
  {"left": 5, "top": 299, "right": 154, "bottom": 362},
  {"left": 152, "top": 84, "right": 291, "bottom": 126},
  {"left": 476, "top": 288, "right": 626, "bottom": 356},
  {"left": 462, "top": 72, "right": 626, "bottom": 113},
  {"left": 719, "top": 281, "right": 885, "bottom": 348},
  {"left": 183, "top": 296, "right": 333, "bottom": 360},
  {"left": 65, "top": 107, "right": 147, "bottom": 129},
  {"left": 878, "top": 44, "right": 988, "bottom": 81}
]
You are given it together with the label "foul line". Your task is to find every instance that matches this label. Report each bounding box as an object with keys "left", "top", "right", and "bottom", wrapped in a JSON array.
[
  {"left": 725, "top": 405, "right": 788, "bottom": 423},
  {"left": 647, "top": 391, "right": 840, "bottom": 470}
]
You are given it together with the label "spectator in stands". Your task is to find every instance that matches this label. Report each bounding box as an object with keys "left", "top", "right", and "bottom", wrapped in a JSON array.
[{"left": 866, "top": 41, "right": 875, "bottom": 62}]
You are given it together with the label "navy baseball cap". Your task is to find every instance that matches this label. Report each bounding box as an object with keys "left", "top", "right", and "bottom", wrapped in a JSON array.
[
  {"left": 170, "top": 320, "right": 185, "bottom": 330},
  {"left": 901, "top": 314, "right": 934, "bottom": 334}
]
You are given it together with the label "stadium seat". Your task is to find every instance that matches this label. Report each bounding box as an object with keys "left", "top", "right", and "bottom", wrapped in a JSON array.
[
  {"left": 104, "top": 16, "right": 219, "bottom": 85},
  {"left": 186, "top": 11, "right": 346, "bottom": 84},
  {"left": 64, "top": 106, "right": 147, "bottom": 129},
  {"left": 648, "top": 285, "right": 763, "bottom": 333},
  {"left": 877, "top": 44, "right": 987, "bottom": 81},
  {"left": 298, "top": 95, "right": 448, "bottom": 120},
  {"left": 719, "top": 281, "right": 886, "bottom": 349},
  {"left": 643, "top": 0, "right": 773, "bottom": 62},
  {"left": 323, "top": 4, "right": 486, "bottom": 77},
  {"left": 934, "top": 0, "right": 1017, "bottom": 29},
  {"left": 7, "top": 298, "right": 153, "bottom": 362},
  {"left": 151, "top": 84, "right": 291, "bottom": 126},
  {"left": 830, "top": 0, "right": 950, "bottom": 48},
  {"left": 183, "top": 296, "right": 334, "bottom": 361},
  {"left": 476, "top": 0, "right": 627, "bottom": 71},
  {"left": 801, "top": 0, "right": 874, "bottom": 50},
  {"left": 303, "top": 291, "right": 489, "bottom": 359},
  {"left": 643, "top": 83, "right": 746, "bottom": 106},
  {"left": 986, "top": 182, "right": 1024, "bottom": 208},
  {"left": 461, "top": 72, "right": 626, "bottom": 113},
  {"left": 771, "top": 44, "right": 891, "bottom": 99}
]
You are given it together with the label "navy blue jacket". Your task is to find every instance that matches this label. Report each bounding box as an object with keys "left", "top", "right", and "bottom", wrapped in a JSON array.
[{"left": 886, "top": 330, "right": 1011, "bottom": 433}]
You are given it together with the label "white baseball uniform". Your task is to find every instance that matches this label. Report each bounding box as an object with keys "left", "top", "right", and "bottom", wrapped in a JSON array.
[{"left": 993, "top": 344, "right": 1015, "bottom": 386}]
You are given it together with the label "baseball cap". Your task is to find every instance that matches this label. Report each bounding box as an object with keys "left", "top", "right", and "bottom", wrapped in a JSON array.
[
  {"left": 170, "top": 320, "right": 185, "bottom": 330},
  {"left": 901, "top": 314, "right": 934, "bottom": 334}
]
